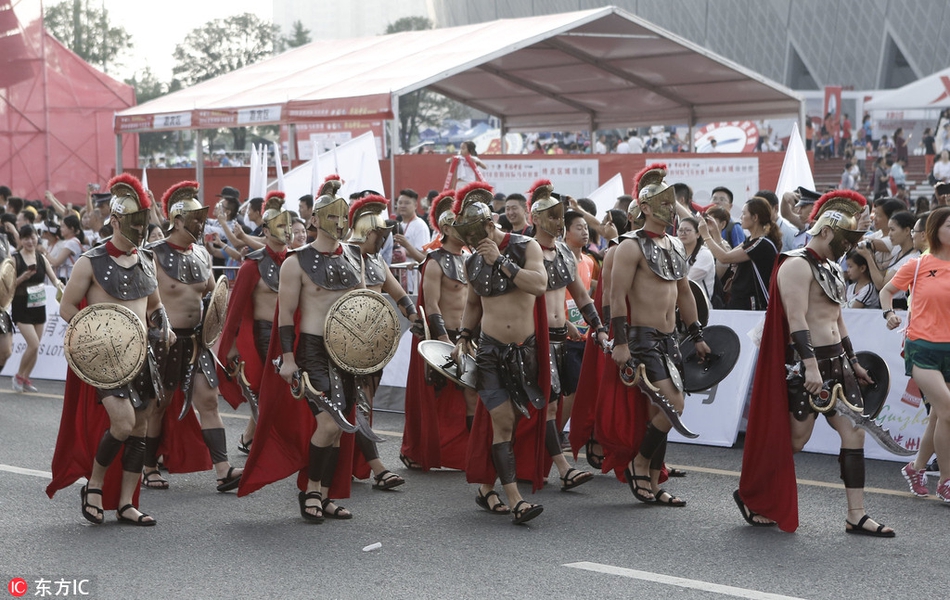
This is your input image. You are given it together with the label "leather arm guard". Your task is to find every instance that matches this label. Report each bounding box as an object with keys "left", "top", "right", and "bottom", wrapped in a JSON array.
[
  {"left": 580, "top": 302, "right": 605, "bottom": 334},
  {"left": 279, "top": 325, "right": 296, "bottom": 354},
  {"left": 497, "top": 256, "right": 521, "bottom": 280},
  {"left": 686, "top": 321, "right": 705, "bottom": 343},
  {"left": 841, "top": 335, "right": 859, "bottom": 365},
  {"left": 602, "top": 305, "right": 610, "bottom": 324},
  {"left": 790, "top": 329, "right": 815, "bottom": 360},
  {"left": 611, "top": 316, "right": 629, "bottom": 346},
  {"left": 396, "top": 295, "right": 417, "bottom": 317},
  {"left": 147, "top": 306, "right": 170, "bottom": 344},
  {"left": 427, "top": 312, "right": 448, "bottom": 339}
]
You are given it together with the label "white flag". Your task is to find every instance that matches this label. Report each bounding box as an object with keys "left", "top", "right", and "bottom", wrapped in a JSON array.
[
  {"left": 587, "top": 173, "right": 625, "bottom": 217},
  {"left": 775, "top": 122, "right": 815, "bottom": 198},
  {"left": 272, "top": 142, "right": 285, "bottom": 192}
]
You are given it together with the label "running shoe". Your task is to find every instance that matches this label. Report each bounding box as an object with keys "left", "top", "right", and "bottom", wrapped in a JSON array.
[
  {"left": 937, "top": 479, "right": 950, "bottom": 503},
  {"left": 901, "top": 462, "right": 928, "bottom": 497},
  {"left": 12, "top": 375, "right": 23, "bottom": 393},
  {"left": 22, "top": 377, "right": 38, "bottom": 393}
]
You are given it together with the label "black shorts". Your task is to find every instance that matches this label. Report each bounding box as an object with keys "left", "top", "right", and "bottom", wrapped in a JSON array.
[
  {"left": 786, "top": 343, "right": 862, "bottom": 422},
  {"left": 475, "top": 332, "right": 543, "bottom": 412},
  {"left": 296, "top": 333, "right": 355, "bottom": 417},
  {"left": 561, "top": 339, "right": 586, "bottom": 396},
  {"left": 626, "top": 326, "right": 681, "bottom": 385},
  {"left": 548, "top": 326, "right": 568, "bottom": 400},
  {"left": 97, "top": 359, "right": 158, "bottom": 410}
]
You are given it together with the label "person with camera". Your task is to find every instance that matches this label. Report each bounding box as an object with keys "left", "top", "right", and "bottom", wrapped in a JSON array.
[{"left": 11, "top": 224, "right": 62, "bottom": 392}]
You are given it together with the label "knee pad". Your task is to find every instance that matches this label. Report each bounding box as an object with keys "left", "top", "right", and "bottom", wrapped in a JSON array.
[
  {"left": 95, "top": 430, "right": 124, "bottom": 468},
  {"left": 121, "top": 436, "right": 146, "bottom": 473},
  {"left": 639, "top": 423, "right": 667, "bottom": 461}
]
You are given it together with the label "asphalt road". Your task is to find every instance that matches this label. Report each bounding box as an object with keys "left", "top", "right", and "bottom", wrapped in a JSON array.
[{"left": 1, "top": 379, "right": 947, "bottom": 599}]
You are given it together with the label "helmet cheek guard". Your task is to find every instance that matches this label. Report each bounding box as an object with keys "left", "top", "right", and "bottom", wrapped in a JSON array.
[{"left": 313, "top": 195, "right": 350, "bottom": 241}]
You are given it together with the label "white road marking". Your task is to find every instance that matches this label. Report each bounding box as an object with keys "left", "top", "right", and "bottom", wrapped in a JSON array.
[
  {"left": 564, "top": 562, "right": 808, "bottom": 600},
  {"left": 0, "top": 464, "right": 53, "bottom": 479}
]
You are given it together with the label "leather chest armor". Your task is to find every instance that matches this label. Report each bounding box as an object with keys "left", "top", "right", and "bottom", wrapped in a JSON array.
[
  {"left": 543, "top": 241, "right": 576, "bottom": 291},
  {"left": 150, "top": 240, "right": 212, "bottom": 285},
  {"left": 86, "top": 244, "right": 158, "bottom": 301},
  {"left": 246, "top": 247, "right": 280, "bottom": 292},
  {"left": 621, "top": 230, "right": 687, "bottom": 281},
  {"left": 361, "top": 250, "right": 387, "bottom": 288},
  {"left": 784, "top": 248, "right": 846, "bottom": 305},
  {"left": 428, "top": 248, "right": 467, "bottom": 285},
  {"left": 294, "top": 244, "right": 362, "bottom": 291},
  {"left": 467, "top": 233, "right": 530, "bottom": 297}
]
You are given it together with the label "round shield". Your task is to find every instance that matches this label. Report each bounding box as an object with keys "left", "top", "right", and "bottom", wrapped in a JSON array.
[
  {"left": 0, "top": 258, "right": 15, "bottom": 308},
  {"left": 202, "top": 275, "right": 229, "bottom": 348},
  {"left": 64, "top": 303, "right": 147, "bottom": 388},
  {"left": 680, "top": 325, "right": 741, "bottom": 393},
  {"left": 689, "top": 279, "right": 711, "bottom": 327},
  {"left": 856, "top": 350, "right": 890, "bottom": 418},
  {"left": 324, "top": 289, "right": 400, "bottom": 375},
  {"left": 417, "top": 340, "right": 476, "bottom": 389}
]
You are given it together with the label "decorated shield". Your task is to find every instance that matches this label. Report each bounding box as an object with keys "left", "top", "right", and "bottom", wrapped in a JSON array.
[
  {"left": 64, "top": 303, "right": 147, "bottom": 388},
  {"left": 202, "top": 275, "right": 229, "bottom": 348},
  {"left": 856, "top": 350, "right": 890, "bottom": 419},
  {"left": 417, "top": 340, "right": 477, "bottom": 389},
  {"left": 324, "top": 289, "right": 400, "bottom": 375},
  {"left": 680, "top": 325, "right": 740, "bottom": 393},
  {"left": 0, "top": 258, "right": 15, "bottom": 307}
]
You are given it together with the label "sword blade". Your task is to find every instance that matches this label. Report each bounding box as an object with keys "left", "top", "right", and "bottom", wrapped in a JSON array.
[{"left": 836, "top": 405, "right": 915, "bottom": 456}]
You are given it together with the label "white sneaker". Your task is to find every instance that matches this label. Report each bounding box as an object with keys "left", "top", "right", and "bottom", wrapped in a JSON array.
[
  {"left": 12, "top": 375, "right": 23, "bottom": 393},
  {"left": 22, "top": 378, "right": 38, "bottom": 393}
]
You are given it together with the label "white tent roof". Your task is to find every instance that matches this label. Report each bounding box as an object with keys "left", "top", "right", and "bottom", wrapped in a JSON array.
[
  {"left": 115, "top": 6, "right": 801, "bottom": 134},
  {"left": 865, "top": 67, "right": 950, "bottom": 111}
]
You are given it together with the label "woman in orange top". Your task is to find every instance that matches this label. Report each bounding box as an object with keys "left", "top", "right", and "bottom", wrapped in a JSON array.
[{"left": 882, "top": 207, "right": 950, "bottom": 502}]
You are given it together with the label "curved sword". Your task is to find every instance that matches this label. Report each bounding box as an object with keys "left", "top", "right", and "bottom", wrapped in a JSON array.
[{"left": 620, "top": 360, "right": 699, "bottom": 439}]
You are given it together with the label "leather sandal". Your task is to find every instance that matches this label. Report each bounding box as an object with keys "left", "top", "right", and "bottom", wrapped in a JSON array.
[
  {"left": 653, "top": 489, "right": 686, "bottom": 507},
  {"left": 116, "top": 504, "right": 156, "bottom": 526},
  {"left": 372, "top": 470, "right": 405, "bottom": 491},
  {"left": 732, "top": 490, "right": 775, "bottom": 527},
  {"left": 216, "top": 466, "right": 242, "bottom": 492},
  {"left": 560, "top": 468, "right": 594, "bottom": 491},
  {"left": 237, "top": 435, "right": 252, "bottom": 455},
  {"left": 475, "top": 489, "right": 510, "bottom": 514},
  {"left": 141, "top": 469, "right": 169, "bottom": 490},
  {"left": 845, "top": 515, "right": 895, "bottom": 538},
  {"left": 624, "top": 467, "right": 655, "bottom": 503},
  {"left": 80, "top": 485, "right": 104, "bottom": 525},
  {"left": 511, "top": 500, "right": 543, "bottom": 525},
  {"left": 399, "top": 454, "right": 423, "bottom": 471},
  {"left": 297, "top": 490, "right": 324, "bottom": 523},
  {"left": 321, "top": 497, "right": 353, "bottom": 520},
  {"left": 585, "top": 438, "right": 604, "bottom": 470}
]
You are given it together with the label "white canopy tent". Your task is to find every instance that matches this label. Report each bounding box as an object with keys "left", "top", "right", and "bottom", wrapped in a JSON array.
[
  {"left": 114, "top": 5, "right": 802, "bottom": 192},
  {"left": 864, "top": 67, "right": 950, "bottom": 111}
]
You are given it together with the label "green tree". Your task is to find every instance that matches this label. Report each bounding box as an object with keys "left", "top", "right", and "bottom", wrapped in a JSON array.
[
  {"left": 284, "top": 20, "right": 312, "bottom": 48},
  {"left": 44, "top": 0, "right": 132, "bottom": 74},
  {"left": 172, "top": 13, "right": 280, "bottom": 152},
  {"left": 385, "top": 16, "right": 470, "bottom": 152}
]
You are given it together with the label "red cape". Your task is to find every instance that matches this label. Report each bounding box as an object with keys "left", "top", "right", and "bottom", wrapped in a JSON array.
[
  {"left": 216, "top": 259, "right": 264, "bottom": 411},
  {"left": 400, "top": 257, "right": 470, "bottom": 471},
  {"left": 738, "top": 254, "right": 798, "bottom": 532},
  {"left": 47, "top": 368, "right": 141, "bottom": 510},
  {"left": 157, "top": 389, "right": 213, "bottom": 474},
  {"left": 568, "top": 283, "right": 606, "bottom": 457},
  {"left": 464, "top": 295, "right": 552, "bottom": 492},
  {"left": 237, "top": 304, "right": 356, "bottom": 499}
]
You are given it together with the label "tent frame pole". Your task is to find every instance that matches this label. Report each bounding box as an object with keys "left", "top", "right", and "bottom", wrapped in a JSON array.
[
  {"left": 390, "top": 93, "right": 399, "bottom": 198},
  {"left": 195, "top": 130, "right": 205, "bottom": 202}
]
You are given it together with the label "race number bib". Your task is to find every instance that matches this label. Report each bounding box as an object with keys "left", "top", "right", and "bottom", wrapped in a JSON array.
[{"left": 26, "top": 283, "right": 46, "bottom": 308}]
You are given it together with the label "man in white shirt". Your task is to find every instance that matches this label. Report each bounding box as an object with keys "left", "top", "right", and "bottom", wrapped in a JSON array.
[
  {"left": 392, "top": 189, "right": 429, "bottom": 294},
  {"left": 627, "top": 135, "right": 644, "bottom": 154},
  {"left": 594, "top": 135, "right": 607, "bottom": 155}
]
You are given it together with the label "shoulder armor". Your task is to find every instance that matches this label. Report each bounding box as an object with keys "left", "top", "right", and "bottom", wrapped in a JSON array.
[
  {"left": 428, "top": 248, "right": 467, "bottom": 284},
  {"left": 361, "top": 249, "right": 387, "bottom": 288},
  {"left": 466, "top": 234, "right": 533, "bottom": 297},
  {"left": 631, "top": 229, "right": 687, "bottom": 281},
  {"left": 85, "top": 244, "right": 158, "bottom": 301},
  {"left": 150, "top": 240, "right": 212, "bottom": 285},
  {"left": 296, "top": 244, "right": 362, "bottom": 291},
  {"left": 783, "top": 248, "right": 846, "bottom": 305},
  {"left": 246, "top": 247, "right": 279, "bottom": 292},
  {"left": 544, "top": 240, "right": 576, "bottom": 291}
]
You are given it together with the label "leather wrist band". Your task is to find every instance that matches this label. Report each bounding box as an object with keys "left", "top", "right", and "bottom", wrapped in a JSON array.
[
  {"left": 790, "top": 329, "right": 815, "bottom": 360},
  {"left": 397, "top": 295, "right": 417, "bottom": 316},
  {"left": 687, "top": 321, "right": 705, "bottom": 343},
  {"left": 841, "top": 335, "right": 856, "bottom": 360},
  {"left": 498, "top": 256, "right": 521, "bottom": 279},
  {"left": 882, "top": 309, "right": 894, "bottom": 319},
  {"left": 610, "top": 316, "right": 629, "bottom": 346},
  {"left": 427, "top": 313, "right": 447, "bottom": 339},
  {"left": 580, "top": 302, "right": 603, "bottom": 331},
  {"left": 279, "top": 325, "right": 296, "bottom": 354}
]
